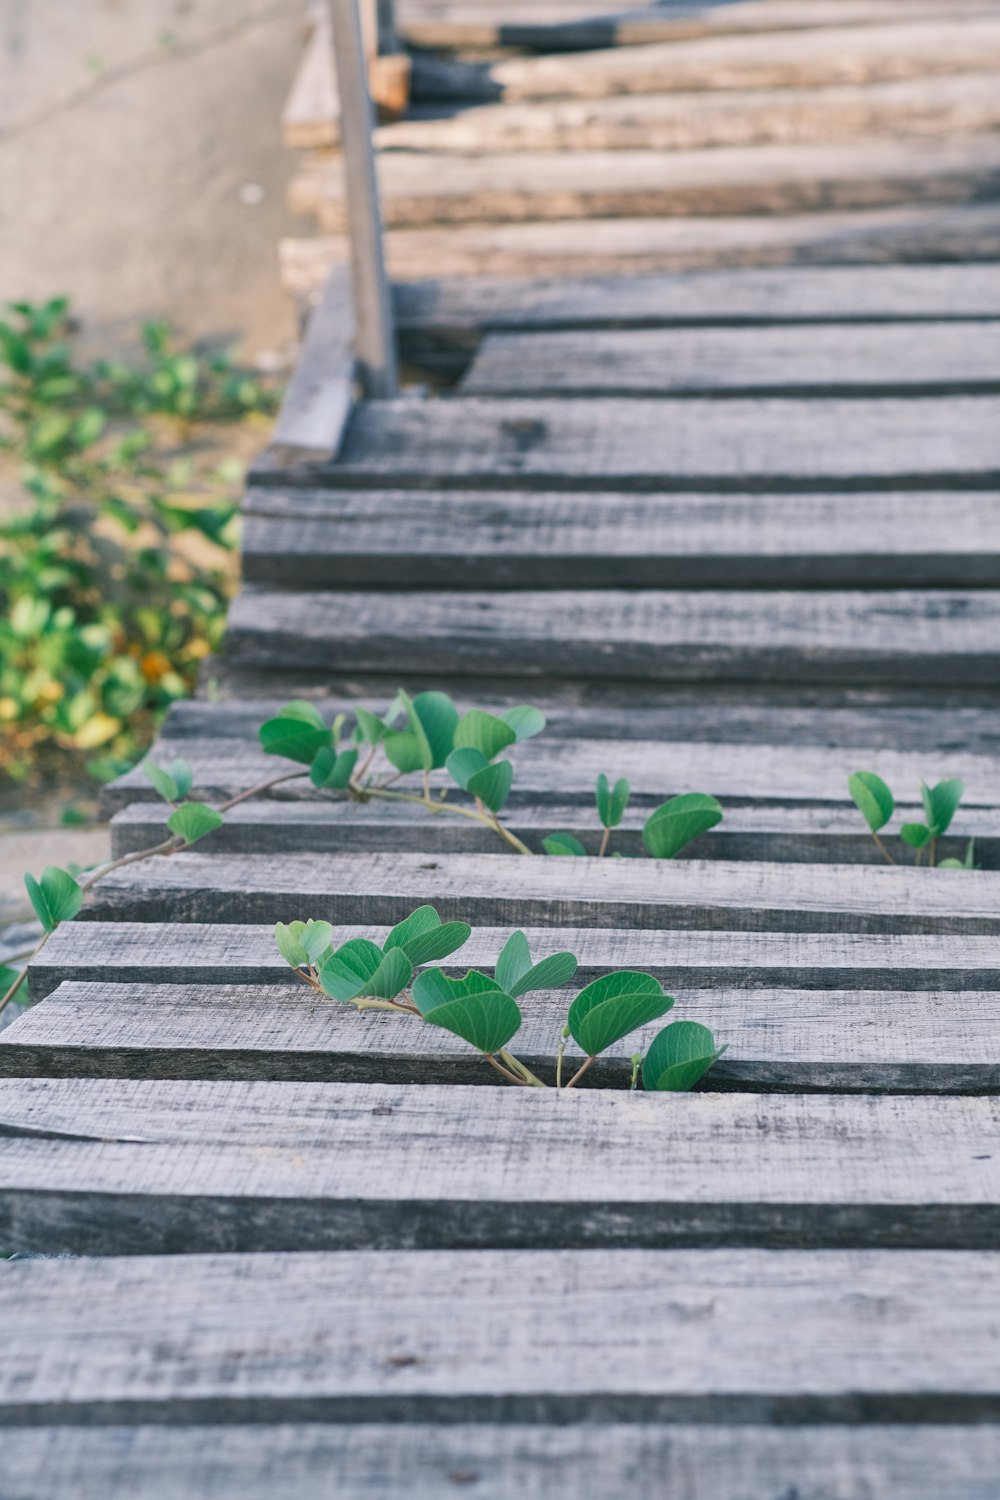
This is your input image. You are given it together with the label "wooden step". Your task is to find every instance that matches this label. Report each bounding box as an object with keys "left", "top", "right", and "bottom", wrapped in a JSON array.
[
  {"left": 6, "top": 976, "right": 1000, "bottom": 1092},
  {"left": 295, "top": 136, "right": 1000, "bottom": 231},
  {"left": 2, "top": 1248, "right": 1000, "bottom": 1424},
  {"left": 459, "top": 323, "right": 1000, "bottom": 397},
  {"left": 381, "top": 73, "right": 1000, "bottom": 155},
  {"left": 78, "top": 850, "right": 1000, "bottom": 934},
  {"left": 2, "top": 1079, "right": 999, "bottom": 1251},
  {"left": 223, "top": 587, "right": 1000, "bottom": 688},
  {"left": 2, "top": 1422, "right": 997, "bottom": 1500}
]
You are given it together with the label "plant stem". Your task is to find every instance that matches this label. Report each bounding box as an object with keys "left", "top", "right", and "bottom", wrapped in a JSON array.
[
  {"left": 217, "top": 769, "right": 308, "bottom": 814},
  {"left": 598, "top": 826, "right": 611, "bottom": 858},
  {"left": 491, "top": 815, "right": 534, "bottom": 857},
  {"left": 498, "top": 1048, "right": 547, "bottom": 1088},
  {"left": 0, "top": 930, "right": 50, "bottom": 1017},
  {"left": 564, "top": 1055, "right": 595, "bottom": 1090},
  {"left": 872, "top": 832, "right": 896, "bottom": 866},
  {"left": 555, "top": 1029, "right": 569, "bottom": 1090},
  {"left": 930, "top": 837, "right": 937, "bottom": 868},
  {"left": 484, "top": 1053, "right": 531, "bottom": 1086},
  {"left": 78, "top": 834, "right": 182, "bottom": 893}
]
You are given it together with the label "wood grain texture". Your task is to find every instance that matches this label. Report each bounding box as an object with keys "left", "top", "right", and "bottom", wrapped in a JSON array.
[
  {"left": 29, "top": 925, "right": 1000, "bottom": 999},
  {"left": 3, "top": 1248, "right": 1000, "bottom": 1423},
  {"left": 269, "top": 266, "right": 355, "bottom": 458},
  {"left": 77, "top": 850, "right": 1000, "bottom": 934},
  {"left": 6, "top": 1423, "right": 1000, "bottom": 1500},
  {"left": 6, "top": 978, "right": 1000, "bottom": 1092},
  {"left": 329, "top": 396, "right": 1000, "bottom": 488},
  {"left": 296, "top": 135, "right": 1000, "bottom": 231},
  {"left": 3, "top": 1081, "right": 1000, "bottom": 1252},
  {"left": 460, "top": 323, "right": 1000, "bottom": 397},
  {"left": 242, "top": 489, "right": 1000, "bottom": 589},
  {"left": 222, "top": 586, "right": 1000, "bottom": 687}
]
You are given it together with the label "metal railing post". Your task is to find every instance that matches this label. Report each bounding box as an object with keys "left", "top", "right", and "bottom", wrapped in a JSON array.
[{"left": 328, "top": 0, "right": 398, "bottom": 398}]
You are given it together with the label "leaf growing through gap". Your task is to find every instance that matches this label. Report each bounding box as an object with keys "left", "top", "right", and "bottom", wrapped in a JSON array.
[
  {"left": 143, "top": 755, "right": 193, "bottom": 803},
  {"left": 921, "top": 778, "right": 965, "bottom": 837},
  {"left": 167, "top": 802, "right": 224, "bottom": 845},
  {"left": 643, "top": 793, "right": 722, "bottom": 859},
  {"left": 23, "top": 866, "right": 83, "bottom": 932},
  {"left": 412, "top": 968, "right": 522, "bottom": 1054},
  {"left": 542, "top": 832, "right": 587, "bottom": 857},
  {"left": 848, "top": 771, "right": 894, "bottom": 834},
  {"left": 642, "top": 1021, "right": 725, "bottom": 1093},
  {"left": 466, "top": 759, "right": 513, "bottom": 814},
  {"left": 319, "top": 940, "right": 413, "bottom": 1003},
  {"left": 382, "top": 905, "right": 472, "bottom": 966},
  {"left": 501, "top": 705, "right": 546, "bottom": 742},
  {"left": 310, "top": 746, "right": 358, "bottom": 790},
  {"left": 495, "top": 930, "right": 578, "bottom": 998},
  {"left": 596, "top": 774, "right": 630, "bottom": 830},
  {"left": 900, "top": 822, "right": 931, "bottom": 850},
  {"left": 567, "top": 971, "right": 674, "bottom": 1058},
  {"left": 259, "top": 700, "right": 332, "bottom": 765},
  {"left": 453, "top": 709, "right": 517, "bottom": 762}
]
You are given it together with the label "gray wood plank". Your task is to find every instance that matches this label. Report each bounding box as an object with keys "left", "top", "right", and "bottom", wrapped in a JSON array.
[
  {"left": 3, "top": 1248, "right": 1000, "bottom": 1423},
  {"left": 328, "top": 397, "right": 1000, "bottom": 488},
  {"left": 461, "top": 323, "right": 1000, "bottom": 398},
  {"left": 77, "top": 850, "right": 1000, "bottom": 934},
  {"left": 242, "top": 489, "right": 1000, "bottom": 589},
  {"left": 6, "top": 978, "right": 1000, "bottom": 1092},
  {"left": 2, "top": 1081, "right": 999, "bottom": 1252},
  {"left": 297, "top": 135, "right": 1000, "bottom": 232},
  {"left": 222, "top": 587, "right": 1000, "bottom": 687},
  {"left": 107, "top": 798, "right": 1000, "bottom": 867},
  {"left": 6, "top": 1423, "right": 1000, "bottom": 1500},
  {"left": 29, "top": 924, "right": 1000, "bottom": 1000},
  {"left": 269, "top": 266, "right": 355, "bottom": 460}
]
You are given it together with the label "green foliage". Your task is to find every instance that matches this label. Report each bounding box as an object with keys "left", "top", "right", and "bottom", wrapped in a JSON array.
[
  {"left": 382, "top": 905, "right": 472, "bottom": 965},
  {"left": 921, "top": 778, "right": 965, "bottom": 837},
  {"left": 643, "top": 793, "right": 723, "bottom": 859},
  {"left": 23, "top": 865, "right": 83, "bottom": 931},
  {"left": 495, "top": 929, "right": 577, "bottom": 998},
  {"left": 143, "top": 755, "right": 193, "bottom": 803},
  {"left": 595, "top": 773, "right": 630, "bottom": 830},
  {"left": 166, "top": 801, "right": 224, "bottom": 846},
  {"left": 568, "top": 971, "right": 674, "bottom": 1057},
  {"left": 848, "top": 770, "right": 972, "bottom": 867},
  {"left": 642, "top": 1021, "right": 725, "bottom": 1092},
  {"left": 0, "top": 296, "right": 280, "bottom": 782},
  {"left": 310, "top": 746, "right": 358, "bottom": 790},
  {"left": 939, "top": 839, "right": 979, "bottom": 872},
  {"left": 413, "top": 968, "right": 523, "bottom": 1054},
  {"left": 320, "top": 941, "right": 413, "bottom": 1003},
  {"left": 259, "top": 702, "right": 332, "bottom": 765},
  {"left": 848, "top": 771, "right": 894, "bottom": 834},
  {"left": 453, "top": 709, "right": 517, "bottom": 761},
  {"left": 542, "top": 832, "right": 588, "bottom": 856}
]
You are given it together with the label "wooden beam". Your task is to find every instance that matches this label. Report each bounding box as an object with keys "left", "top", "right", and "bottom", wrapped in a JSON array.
[{"left": 266, "top": 265, "right": 355, "bottom": 463}]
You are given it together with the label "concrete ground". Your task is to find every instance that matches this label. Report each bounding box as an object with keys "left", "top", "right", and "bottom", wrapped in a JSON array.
[{"left": 0, "top": 0, "right": 309, "bottom": 362}]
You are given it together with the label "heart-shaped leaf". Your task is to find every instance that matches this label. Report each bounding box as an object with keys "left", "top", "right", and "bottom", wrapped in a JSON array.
[
  {"left": 568, "top": 971, "right": 674, "bottom": 1058},
  {"left": 383, "top": 905, "right": 471, "bottom": 966},
  {"left": 501, "top": 705, "right": 546, "bottom": 742},
  {"left": 900, "top": 822, "right": 931, "bottom": 849},
  {"left": 495, "top": 930, "right": 577, "bottom": 998},
  {"left": 259, "top": 704, "right": 331, "bottom": 765},
  {"left": 354, "top": 706, "right": 388, "bottom": 746},
  {"left": 542, "top": 831, "right": 587, "bottom": 857},
  {"left": 848, "top": 771, "right": 894, "bottom": 834},
  {"left": 595, "top": 774, "right": 630, "bottom": 830},
  {"left": 300, "top": 920, "right": 335, "bottom": 964},
  {"left": 310, "top": 746, "right": 358, "bottom": 790},
  {"left": 453, "top": 709, "right": 516, "bottom": 762},
  {"left": 319, "top": 940, "right": 412, "bottom": 1002},
  {"left": 643, "top": 793, "right": 722, "bottom": 859},
  {"left": 467, "top": 759, "right": 513, "bottom": 814},
  {"left": 274, "top": 921, "right": 309, "bottom": 968},
  {"left": 412, "top": 968, "right": 522, "bottom": 1054},
  {"left": 23, "top": 866, "right": 83, "bottom": 932},
  {"left": 143, "top": 755, "right": 193, "bottom": 803},
  {"left": 920, "top": 778, "right": 964, "bottom": 837},
  {"left": 167, "top": 802, "right": 224, "bottom": 846},
  {"left": 643, "top": 1021, "right": 725, "bottom": 1092},
  {"left": 446, "top": 746, "right": 488, "bottom": 790},
  {"left": 411, "top": 691, "right": 459, "bottom": 769},
  {"left": 384, "top": 730, "right": 427, "bottom": 775}
]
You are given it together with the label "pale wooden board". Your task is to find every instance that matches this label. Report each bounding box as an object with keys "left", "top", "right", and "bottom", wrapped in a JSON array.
[
  {"left": 241, "top": 488, "right": 1000, "bottom": 588},
  {"left": 6, "top": 1424, "right": 1000, "bottom": 1500},
  {"left": 325, "top": 395, "right": 1000, "bottom": 487},
  {"left": 6, "top": 978, "right": 1000, "bottom": 1091},
  {"left": 381, "top": 72, "right": 1000, "bottom": 155},
  {"left": 269, "top": 265, "right": 354, "bottom": 458},
  {"left": 280, "top": 203, "right": 1000, "bottom": 287},
  {"left": 28, "top": 925, "right": 1000, "bottom": 1001},
  {"left": 3, "top": 1248, "right": 1000, "bottom": 1423},
  {"left": 296, "top": 135, "right": 1000, "bottom": 231},
  {"left": 102, "top": 731, "right": 1000, "bottom": 812},
  {"left": 77, "top": 850, "right": 1000, "bottom": 934},
  {"left": 222, "top": 586, "right": 1000, "bottom": 687},
  {"left": 3, "top": 1080, "right": 1000, "bottom": 1252},
  {"left": 282, "top": 9, "right": 339, "bottom": 148},
  {"left": 460, "top": 323, "right": 1000, "bottom": 397}
]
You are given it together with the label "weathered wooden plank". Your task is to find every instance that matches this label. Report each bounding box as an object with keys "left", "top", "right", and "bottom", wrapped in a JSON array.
[
  {"left": 78, "top": 850, "right": 1000, "bottom": 934},
  {"left": 242, "top": 488, "right": 1000, "bottom": 588},
  {"left": 28, "top": 925, "right": 1000, "bottom": 1000},
  {"left": 381, "top": 72, "right": 1000, "bottom": 155},
  {"left": 102, "top": 733, "right": 1000, "bottom": 814},
  {"left": 2, "top": 1081, "right": 999, "bottom": 1252},
  {"left": 326, "top": 396, "right": 1000, "bottom": 488},
  {"left": 6, "top": 978, "right": 1000, "bottom": 1091},
  {"left": 294, "top": 135, "right": 1000, "bottom": 231},
  {"left": 268, "top": 265, "right": 355, "bottom": 460},
  {"left": 107, "top": 798, "right": 999, "bottom": 867},
  {"left": 280, "top": 203, "right": 1000, "bottom": 288},
  {"left": 282, "top": 7, "right": 340, "bottom": 148},
  {"left": 461, "top": 323, "right": 1000, "bottom": 397},
  {"left": 223, "top": 587, "right": 1000, "bottom": 687},
  {"left": 6, "top": 1423, "right": 1000, "bottom": 1500},
  {"left": 3, "top": 1248, "right": 1000, "bottom": 1423}
]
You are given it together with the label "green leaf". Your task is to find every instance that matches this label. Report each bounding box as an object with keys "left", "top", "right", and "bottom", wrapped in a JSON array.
[
  {"left": 354, "top": 706, "right": 388, "bottom": 746},
  {"left": 411, "top": 691, "right": 459, "bottom": 769},
  {"left": 568, "top": 971, "right": 674, "bottom": 1058},
  {"left": 453, "top": 709, "right": 516, "bottom": 762},
  {"left": 643, "top": 793, "right": 722, "bottom": 859},
  {"left": 467, "top": 759, "right": 513, "bottom": 814},
  {"left": 310, "top": 746, "right": 358, "bottom": 790},
  {"left": 595, "top": 774, "right": 630, "bottom": 830},
  {"left": 642, "top": 1021, "right": 725, "bottom": 1093},
  {"left": 23, "top": 867, "right": 83, "bottom": 932},
  {"left": 542, "top": 831, "right": 587, "bottom": 857},
  {"left": 383, "top": 906, "right": 472, "bottom": 966},
  {"left": 900, "top": 822, "right": 931, "bottom": 850},
  {"left": 259, "top": 707, "right": 331, "bottom": 765},
  {"left": 319, "top": 940, "right": 413, "bottom": 1002},
  {"left": 495, "top": 930, "right": 577, "bottom": 998},
  {"left": 848, "top": 771, "right": 894, "bottom": 834},
  {"left": 274, "top": 921, "right": 309, "bottom": 969},
  {"left": 383, "top": 731, "right": 426, "bottom": 775},
  {"left": 501, "top": 706, "right": 546, "bottom": 742},
  {"left": 143, "top": 755, "right": 192, "bottom": 803},
  {"left": 167, "top": 802, "right": 224, "bottom": 845},
  {"left": 937, "top": 858, "right": 965, "bottom": 869},
  {"left": 300, "top": 920, "right": 335, "bottom": 964},
  {"left": 920, "top": 778, "right": 964, "bottom": 837},
  {"left": 412, "top": 969, "right": 522, "bottom": 1054},
  {"left": 446, "top": 746, "right": 488, "bottom": 791}
]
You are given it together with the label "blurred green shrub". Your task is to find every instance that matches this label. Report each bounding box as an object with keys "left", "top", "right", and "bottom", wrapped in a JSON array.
[{"left": 0, "top": 297, "right": 280, "bottom": 785}]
